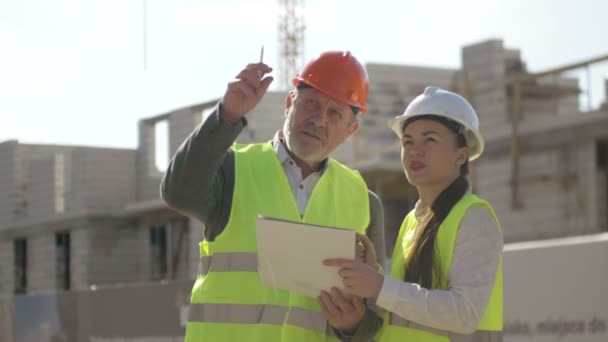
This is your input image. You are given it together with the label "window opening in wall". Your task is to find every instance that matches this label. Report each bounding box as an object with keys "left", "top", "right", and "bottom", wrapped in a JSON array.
[
  {"left": 14, "top": 238, "right": 27, "bottom": 294},
  {"left": 150, "top": 225, "right": 168, "bottom": 280},
  {"left": 597, "top": 140, "right": 608, "bottom": 231},
  {"left": 56, "top": 232, "right": 71, "bottom": 290},
  {"left": 168, "top": 218, "right": 189, "bottom": 279},
  {"left": 155, "top": 120, "right": 169, "bottom": 172},
  {"left": 598, "top": 140, "right": 608, "bottom": 169}
]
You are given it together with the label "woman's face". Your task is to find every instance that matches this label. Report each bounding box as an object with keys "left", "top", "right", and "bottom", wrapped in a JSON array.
[{"left": 400, "top": 119, "right": 468, "bottom": 188}]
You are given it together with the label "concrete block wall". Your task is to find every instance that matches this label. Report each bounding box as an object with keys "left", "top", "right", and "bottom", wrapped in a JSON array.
[
  {"left": 0, "top": 220, "right": 148, "bottom": 296},
  {"left": 1, "top": 142, "right": 137, "bottom": 228},
  {"left": 366, "top": 63, "right": 457, "bottom": 118},
  {"left": 0, "top": 142, "right": 75, "bottom": 227},
  {"left": 504, "top": 48, "right": 524, "bottom": 71},
  {"left": 169, "top": 105, "right": 205, "bottom": 156},
  {"left": 0, "top": 141, "right": 18, "bottom": 228},
  {"left": 27, "top": 232, "right": 56, "bottom": 294},
  {"left": 461, "top": 39, "right": 509, "bottom": 139},
  {"left": 27, "top": 155, "right": 63, "bottom": 221},
  {"left": 574, "top": 141, "right": 600, "bottom": 234},
  {"left": 1, "top": 228, "right": 67, "bottom": 298},
  {"left": 539, "top": 77, "right": 579, "bottom": 116},
  {"left": 512, "top": 76, "right": 581, "bottom": 120},
  {"left": 68, "top": 150, "right": 88, "bottom": 215},
  {"left": 0, "top": 239, "right": 12, "bottom": 296},
  {"left": 476, "top": 142, "right": 598, "bottom": 242},
  {"left": 73, "top": 148, "right": 136, "bottom": 214},
  {"left": 0, "top": 297, "right": 14, "bottom": 342},
  {"left": 70, "top": 227, "right": 89, "bottom": 290},
  {"left": 85, "top": 220, "right": 143, "bottom": 286}
]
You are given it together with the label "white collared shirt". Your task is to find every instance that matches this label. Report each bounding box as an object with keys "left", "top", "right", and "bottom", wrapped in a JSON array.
[{"left": 272, "top": 132, "right": 328, "bottom": 216}]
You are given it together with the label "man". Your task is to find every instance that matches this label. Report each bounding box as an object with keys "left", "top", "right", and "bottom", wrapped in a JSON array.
[{"left": 161, "top": 50, "right": 385, "bottom": 341}]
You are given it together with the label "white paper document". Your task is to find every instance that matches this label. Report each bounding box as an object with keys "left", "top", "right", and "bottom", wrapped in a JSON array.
[{"left": 256, "top": 217, "right": 356, "bottom": 297}]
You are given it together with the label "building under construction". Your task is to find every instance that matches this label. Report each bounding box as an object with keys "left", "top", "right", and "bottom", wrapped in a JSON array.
[{"left": 0, "top": 39, "right": 607, "bottom": 341}]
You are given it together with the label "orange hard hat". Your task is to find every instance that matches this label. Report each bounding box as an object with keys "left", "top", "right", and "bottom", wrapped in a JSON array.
[{"left": 293, "top": 51, "right": 369, "bottom": 114}]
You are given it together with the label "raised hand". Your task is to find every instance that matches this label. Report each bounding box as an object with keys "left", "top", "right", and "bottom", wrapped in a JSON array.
[
  {"left": 221, "top": 63, "right": 273, "bottom": 124},
  {"left": 323, "top": 259, "right": 384, "bottom": 299}
]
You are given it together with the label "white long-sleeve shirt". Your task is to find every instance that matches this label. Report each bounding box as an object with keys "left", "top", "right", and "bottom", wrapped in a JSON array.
[{"left": 376, "top": 202, "right": 503, "bottom": 334}]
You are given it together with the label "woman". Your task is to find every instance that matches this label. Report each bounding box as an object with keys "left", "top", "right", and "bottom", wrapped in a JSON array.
[{"left": 324, "top": 86, "right": 503, "bottom": 341}]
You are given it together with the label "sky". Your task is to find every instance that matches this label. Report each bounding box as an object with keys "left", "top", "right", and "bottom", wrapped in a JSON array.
[{"left": 1, "top": 0, "right": 607, "bottom": 154}]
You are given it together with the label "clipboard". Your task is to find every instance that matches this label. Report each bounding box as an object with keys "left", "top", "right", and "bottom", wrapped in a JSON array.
[{"left": 256, "top": 216, "right": 356, "bottom": 297}]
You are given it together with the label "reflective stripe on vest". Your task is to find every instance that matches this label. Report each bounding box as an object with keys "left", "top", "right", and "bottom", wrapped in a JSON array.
[
  {"left": 189, "top": 303, "right": 287, "bottom": 325},
  {"left": 188, "top": 303, "right": 336, "bottom": 337},
  {"left": 198, "top": 252, "right": 258, "bottom": 275},
  {"left": 286, "top": 307, "right": 337, "bottom": 337},
  {"left": 390, "top": 314, "right": 502, "bottom": 341}
]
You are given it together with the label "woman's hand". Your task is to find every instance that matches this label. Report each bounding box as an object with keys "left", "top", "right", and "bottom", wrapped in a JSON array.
[
  {"left": 357, "top": 234, "right": 380, "bottom": 271},
  {"left": 324, "top": 258, "right": 384, "bottom": 299}
]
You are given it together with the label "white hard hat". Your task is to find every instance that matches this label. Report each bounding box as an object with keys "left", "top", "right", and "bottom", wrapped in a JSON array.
[{"left": 388, "top": 86, "right": 485, "bottom": 161}]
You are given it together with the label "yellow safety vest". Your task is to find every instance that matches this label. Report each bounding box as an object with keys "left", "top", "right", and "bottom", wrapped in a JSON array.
[
  {"left": 185, "top": 142, "right": 370, "bottom": 341},
  {"left": 377, "top": 194, "right": 503, "bottom": 342}
]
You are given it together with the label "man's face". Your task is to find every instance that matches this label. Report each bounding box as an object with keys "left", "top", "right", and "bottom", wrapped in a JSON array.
[{"left": 283, "top": 87, "right": 359, "bottom": 164}]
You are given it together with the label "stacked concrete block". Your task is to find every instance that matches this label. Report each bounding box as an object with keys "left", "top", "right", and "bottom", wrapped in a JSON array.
[
  {"left": 574, "top": 141, "right": 600, "bottom": 234},
  {"left": 537, "top": 76, "right": 579, "bottom": 116},
  {"left": 27, "top": 155, "right": 63, "bottom": 221},
  {"left": 86, "top": 220, "right": 143, "bottom": 286},
  {"left": 26, "top": 233, "right": 56, "bottom": 294},
  {"left": 366, "top": 63, "right": 457, "bottom": 118},
  {"left": 476, "top": 141, "right": 600, "bottom": 242},
  {"left": 462, "top": 39, "right": 509, "bottom": 139},
  {"left": 0, "top": 239, "right": 12, "bottom": 296},
  {"left": 0, "top": 142, "right": 142, "bottom": 297},
  {"left": 0, "top": 141, "right": 18, "bottom": 227},
  {"left": 2, "top": 142, "right": 75, "bottom": 225},
  {"left": 0, "top": 297, "right": 14, "bottom": 342},
  {"left": 76, "top": 148, "right": 136, "bottom": 214},
  {"left": 9, "top": 146, "right": 135, "bottom": 226},
  {"left": 68, "top": 150, "right": 89, "bottom": 216},
  {"left": 70, "top": 227, "right": 89, "bottom": 290}
]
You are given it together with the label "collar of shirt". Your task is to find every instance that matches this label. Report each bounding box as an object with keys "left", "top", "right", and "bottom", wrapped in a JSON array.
[
  {"left": 271, "top": 131, "right": 329, "bottom": 173},
  {"left": 271, "top": 131, "right": 328, "bottom": 215}
]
